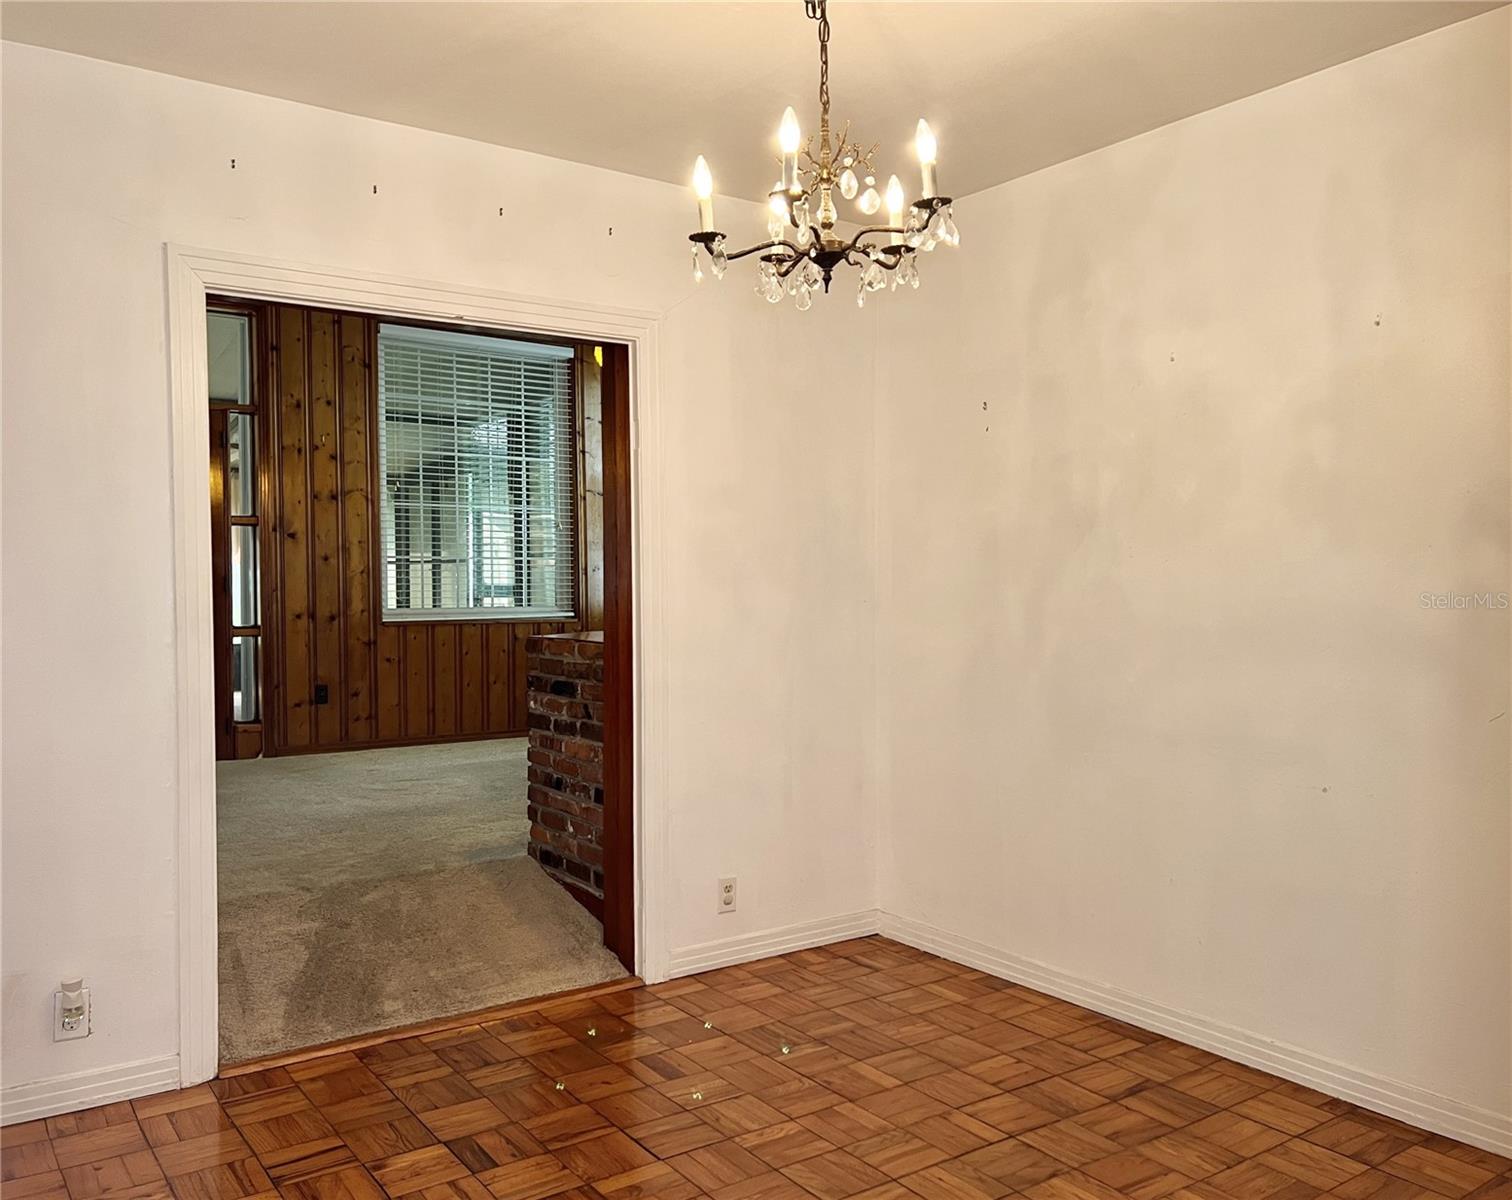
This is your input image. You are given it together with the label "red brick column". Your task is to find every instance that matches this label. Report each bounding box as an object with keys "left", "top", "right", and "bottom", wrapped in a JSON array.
[{"left": 525, "top": 632, "right": 606, "bottom": 901}]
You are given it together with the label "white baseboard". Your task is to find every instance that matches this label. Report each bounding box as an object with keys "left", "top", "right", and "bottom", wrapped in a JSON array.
[
  {"left": 7, "top": 914, "right": 1508, "bottom": 1156},
  {"left": 878, "top": 912, "right": 1512, "bottom": 1157},
  {"left": 667, "top": 909, "right": 882, "bottom": 976},
  {"left": 1, "top": 1054, "right": 181, "bottom": 1126}
]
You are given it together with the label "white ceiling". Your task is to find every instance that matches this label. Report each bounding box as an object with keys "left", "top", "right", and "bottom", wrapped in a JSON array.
[{"left": 1, "top": 1, "right": 1499, "bottom": 202}]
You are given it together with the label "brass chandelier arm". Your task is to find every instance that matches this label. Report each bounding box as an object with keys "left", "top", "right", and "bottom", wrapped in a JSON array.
[
  {"left": 846, "top": 224, "right": 908, "bottom": 245},
  {"left": 694, "top": 221, "right": 914, "bottom": 272},
  {"left": 693, "top": 197, "right": 953, "bottom": 266},
  {"left": 842, "top": 249, "right": 906, "bottom": 274},
  {"left": 725, "top": 238, "right": 805, "bottom": 263},
  {"left": 689, "top": 231, "right": 805, "bottom": 262}
]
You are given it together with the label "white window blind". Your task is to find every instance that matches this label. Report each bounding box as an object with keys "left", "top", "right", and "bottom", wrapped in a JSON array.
[{"left": 377, "top": 324, "right": 576, "bottom": 621}]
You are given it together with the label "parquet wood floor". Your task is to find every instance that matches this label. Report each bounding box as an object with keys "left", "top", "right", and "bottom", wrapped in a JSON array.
[{"left": 5, "top": 937, "right": 1508, "bottom": 1200}]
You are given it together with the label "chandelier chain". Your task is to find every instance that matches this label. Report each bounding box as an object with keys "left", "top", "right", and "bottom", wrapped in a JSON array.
[{"left": 806, "top": 0, "right": 830, "bottom": 123}]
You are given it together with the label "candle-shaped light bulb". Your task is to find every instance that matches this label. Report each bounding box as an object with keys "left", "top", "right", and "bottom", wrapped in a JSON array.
[
  {"left": 692, "top": 155, "right": 715, "bottom": 231},
  {"left": 885, "top": 174, "right": 906, "bottom": 245},
  {"left": 779, "top": 107, "right": 802, "bottom": 154},
  {"left": 768, "top": 181, "right": 790, "bottom": 239},
  {"left": 915, "top": 119, "right": 938, "bottom": 198},
  {"left": 779, "top": 106, "right": 801, "bottom": 192}
]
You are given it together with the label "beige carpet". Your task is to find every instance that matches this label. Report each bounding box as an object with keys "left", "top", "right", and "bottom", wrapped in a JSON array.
[{"left": 216, "top": 739, "right": 627, "bottom": 1064}]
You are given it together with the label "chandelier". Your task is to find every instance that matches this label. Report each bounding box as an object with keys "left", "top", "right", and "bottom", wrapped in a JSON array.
[{"left": 687, "top": 0, "right": 959, "bottom": 310}]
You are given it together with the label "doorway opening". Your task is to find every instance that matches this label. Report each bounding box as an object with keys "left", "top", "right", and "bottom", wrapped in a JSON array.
[{"left": 205, "top": 297, "right": 636, "bottom": 1065}]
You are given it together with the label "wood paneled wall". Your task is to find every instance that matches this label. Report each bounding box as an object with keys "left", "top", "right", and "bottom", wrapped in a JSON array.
[{"left": 258, "top": 301, "right": 579, "bottom": 756}]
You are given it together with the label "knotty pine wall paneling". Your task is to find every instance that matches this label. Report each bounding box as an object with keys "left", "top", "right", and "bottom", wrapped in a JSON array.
[{"left": 258, "top": 300, "right": 579, "bottom": 756}]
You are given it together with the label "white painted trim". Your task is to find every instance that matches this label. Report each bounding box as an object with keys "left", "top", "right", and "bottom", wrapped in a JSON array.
[
  {"left": 166, "top": 250, "right": 220, "bottom": 1088},
  {"left": 164, "top": 245, "right": 668, "bottom": 1088},
  {"left": 667, "top": 910, "right": 1511, "bottom": 1153},
  {"left": 879, "top": 911, "right": 1512, "bottom": 1157},
  {"left": 0, "top": 1056, "right": 182, "bottom": 1125},
  {"left": 12, "top": 870, "right": 1508, "bottom": 1156},
  {"left": 667, "top": 910, "right": 883, "bottom": 977},
  {"left": 633, "top": 331, "right": 671, "bottom": 987}
]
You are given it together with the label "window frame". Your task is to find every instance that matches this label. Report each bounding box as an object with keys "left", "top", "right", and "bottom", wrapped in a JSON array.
[{"left": 372, "top": 317, "right": 582, "bottom": 626}]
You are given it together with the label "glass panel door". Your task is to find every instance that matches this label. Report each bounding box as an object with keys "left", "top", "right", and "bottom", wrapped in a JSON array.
[{"left": 208, "top": 308, "right": 264, "bottom": 760}]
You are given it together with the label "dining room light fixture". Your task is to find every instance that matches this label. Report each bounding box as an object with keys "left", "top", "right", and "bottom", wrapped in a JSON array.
[{"left": 688, "top": 0, "right": 958, "bottom": 309}]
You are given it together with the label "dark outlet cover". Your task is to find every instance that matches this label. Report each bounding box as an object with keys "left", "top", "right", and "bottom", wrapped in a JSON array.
[{"left": 314, "top": 683, "right": 330, "bottom": 705}]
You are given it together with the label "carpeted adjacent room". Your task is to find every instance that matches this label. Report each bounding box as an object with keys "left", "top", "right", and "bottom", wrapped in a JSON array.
[{"left": 215, "top": 738, "right": 627, "bottom": 1064}]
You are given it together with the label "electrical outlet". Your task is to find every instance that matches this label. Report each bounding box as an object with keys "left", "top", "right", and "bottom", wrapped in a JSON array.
[
  {"left": 718, "top": 877, "right": 737, "bottom": 914},
  {"left": 54, "top": 982, "right": 90, "bottom": 1042}
]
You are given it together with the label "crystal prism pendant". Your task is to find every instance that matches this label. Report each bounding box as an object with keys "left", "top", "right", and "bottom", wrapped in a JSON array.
[
  {"left": 795, "top": 285, "right": 813, "bottom": 312},
  {"left": 757, "top": 261, "right": 783, "bottom": 303},
  {"left": 904, "top": 205, "right": 927, "bottom": 248},
  {"left": 937, "top": 208, "right": 960, "bottom": 248},
  {"left": 839, "top": 168, "right": 859, "bottom": 200},
  {"left": 710, "top": 236, "right": 727, "bottom": 278},
  {"left": 857, "top": 186, "right": 881, "bottom": 216},
  {"left": 691, "top": 244, "right": 704, "bottom": 283}
]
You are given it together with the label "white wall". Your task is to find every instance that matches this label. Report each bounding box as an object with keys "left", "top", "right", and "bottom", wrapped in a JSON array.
[
  {"left": 876, "top": 8, "right": 1510, "bottom": 1141},
  {"left": 4, "top": 7, "right": 1509, "bottom": 1149},
  {"left": 0, "top": 43, "right": 878, "bottom": 1103}
]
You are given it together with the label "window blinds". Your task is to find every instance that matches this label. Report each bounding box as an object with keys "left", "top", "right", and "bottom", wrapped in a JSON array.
[{"left": 377, "top": 324, "right": 576, "bottom": 620}]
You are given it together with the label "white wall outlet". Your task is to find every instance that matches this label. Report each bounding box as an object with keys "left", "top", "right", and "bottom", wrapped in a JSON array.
[
  {"left": 717, "top": 876, "right": 737, "bottom": 914},
  {"left": 54, "top": 980, "right": 90, "bottom": 1041}
]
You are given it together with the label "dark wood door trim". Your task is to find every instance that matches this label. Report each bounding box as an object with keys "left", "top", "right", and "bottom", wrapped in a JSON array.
[
  {"left": 601, "top": 343, "right": 635, "bottom": 973},
  {"left": 209, "top": 408, "right": 234, "bottom": 761}
]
